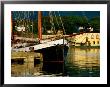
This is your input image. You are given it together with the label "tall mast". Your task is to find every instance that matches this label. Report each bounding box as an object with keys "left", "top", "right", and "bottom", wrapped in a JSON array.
[
  {"left": 11, "top": 14, "right": 13, "bottom": 40},
  {"left": 38, "top": 11, "right": 42, "bottom": 41}
]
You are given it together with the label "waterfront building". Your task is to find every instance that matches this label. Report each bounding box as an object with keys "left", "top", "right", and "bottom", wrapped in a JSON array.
[{"left": 71, "top": 33, "right": 100, "bottom": 46}]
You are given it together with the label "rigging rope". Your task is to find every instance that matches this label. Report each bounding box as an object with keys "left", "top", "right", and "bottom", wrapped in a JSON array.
[
  {"left": 31, "top": 11, "right": 34, "bottom": 38},
  {"left": 49, "top": 11, "right": 56, "bottom": 34},
  {"left": 42, "top": 12, "right": 46, "bottom": 34},
  {"left": 53, "top": 11, "right": 60, "bottom": 29},
  {"left": 57, "top": 11, "right": 66, "bottom": 35}
]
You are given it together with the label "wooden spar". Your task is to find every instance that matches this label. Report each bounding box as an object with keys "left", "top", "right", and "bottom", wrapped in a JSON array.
[{"left": 38, "top": 11, "right": 42, "bottom": 41}]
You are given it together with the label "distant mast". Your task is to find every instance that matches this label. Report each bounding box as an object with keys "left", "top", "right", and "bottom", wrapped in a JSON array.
[{"left": 38, "top": 11, "right": 42, "bottom": 42}]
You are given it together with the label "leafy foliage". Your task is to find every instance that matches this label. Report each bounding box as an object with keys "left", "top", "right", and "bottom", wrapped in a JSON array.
[{"left": 13, "top": 16, "right": 100, "bottom": 35}]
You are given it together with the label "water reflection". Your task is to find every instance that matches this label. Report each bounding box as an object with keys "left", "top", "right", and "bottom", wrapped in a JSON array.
[
  {"left": 65, "top": 47, "right": 100, "bottom": 77},
  {"left": 11, "top": 47, "right": 100, "bottom": 77},
  {"left": 42, "top": 62, "right": 64, "bottom": 75},
  {"left": 11, "top": 61, "right": 64, "bottom": 77}
]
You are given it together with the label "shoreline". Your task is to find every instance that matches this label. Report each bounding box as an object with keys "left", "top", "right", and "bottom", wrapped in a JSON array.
[{"left": 69, "top": 45, "right": 100, "bottom": 48}]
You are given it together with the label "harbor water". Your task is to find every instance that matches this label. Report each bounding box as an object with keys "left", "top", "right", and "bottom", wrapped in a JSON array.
[
  {"left": 11, "top": 46, "right": 100, "bottom": 77},
  {"left": 65, "top": 46, "right": 100, "bottom": 77}
]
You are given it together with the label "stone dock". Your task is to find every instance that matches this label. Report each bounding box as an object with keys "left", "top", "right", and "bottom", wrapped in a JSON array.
[{"left": 11, "top": 51, "right": 43, "bottom": 63}]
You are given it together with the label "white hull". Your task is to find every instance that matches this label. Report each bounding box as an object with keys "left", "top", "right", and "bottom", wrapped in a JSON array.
[{"left": 12, "top": 39, "right": 68, "bottom": 52}]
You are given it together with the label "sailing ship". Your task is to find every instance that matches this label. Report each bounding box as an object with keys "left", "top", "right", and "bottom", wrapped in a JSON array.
[{"left": 11, "top": 11, "right": 69, "bottom": 62}]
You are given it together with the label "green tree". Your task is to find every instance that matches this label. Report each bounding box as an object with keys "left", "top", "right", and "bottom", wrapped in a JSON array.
[{"left": 89, "top": 16, "right": 100, "bottom": 32}]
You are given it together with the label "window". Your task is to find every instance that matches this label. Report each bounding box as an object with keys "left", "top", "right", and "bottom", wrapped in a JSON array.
[
  {"left": 93, "top": 41, "right": 95, "bottom": 44},
  {"left": 91, "top": 34, "right": 94, "bottom": 39},
  {"left": 97, "top": 41, "right": 99, "bottom": 44},
  {"left": 96, "top": 34, "right": 99, "bottom": 39}
]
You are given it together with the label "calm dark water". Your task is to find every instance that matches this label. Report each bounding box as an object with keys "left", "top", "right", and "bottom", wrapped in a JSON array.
[{"left": 11, "top": 47, "right": 100, "bottom": 77}]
